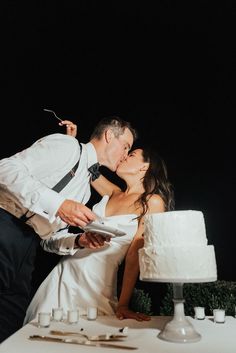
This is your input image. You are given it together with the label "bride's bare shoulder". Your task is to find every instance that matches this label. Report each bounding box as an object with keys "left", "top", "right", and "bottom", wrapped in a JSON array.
[{"left": 147, "top": 194, "right": 165, "bottom": 213}]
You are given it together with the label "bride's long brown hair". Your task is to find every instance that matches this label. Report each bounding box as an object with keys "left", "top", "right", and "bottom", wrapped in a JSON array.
[{"left": 135, "top": 147, "right": 175, "bottom": 220}]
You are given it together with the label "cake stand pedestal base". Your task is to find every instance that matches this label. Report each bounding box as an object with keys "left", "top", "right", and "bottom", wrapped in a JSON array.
[{"left": 158, "top": 283, "right": 201, "bottom": 343}]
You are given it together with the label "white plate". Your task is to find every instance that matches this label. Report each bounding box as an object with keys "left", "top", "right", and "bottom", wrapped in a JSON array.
[{"left": 83, "top": 223, "right": 126, "bottom": 238}]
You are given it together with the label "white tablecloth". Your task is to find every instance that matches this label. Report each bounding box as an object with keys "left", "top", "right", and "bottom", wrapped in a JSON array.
[{"left": 1, "top": 315, "right": 236, "bottom": 353}]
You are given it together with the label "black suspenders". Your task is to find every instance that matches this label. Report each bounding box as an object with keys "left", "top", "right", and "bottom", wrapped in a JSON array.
[{"left": 20, "top": 143, "right": 82, "bottom": 223}]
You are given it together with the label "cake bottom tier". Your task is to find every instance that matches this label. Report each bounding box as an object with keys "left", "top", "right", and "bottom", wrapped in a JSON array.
[{"left": 138, "top": 245, "right": 217, "bottom": 282}]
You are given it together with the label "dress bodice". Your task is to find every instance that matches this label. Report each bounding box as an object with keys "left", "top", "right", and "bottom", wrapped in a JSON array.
[{"left": 92, "top": 195, "right": 138, "bottom": 243}]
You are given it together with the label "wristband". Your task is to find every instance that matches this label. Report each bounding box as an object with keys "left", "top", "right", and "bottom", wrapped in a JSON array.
[{"left": 75, "top": 233, "right": 84, "bottom": 249}]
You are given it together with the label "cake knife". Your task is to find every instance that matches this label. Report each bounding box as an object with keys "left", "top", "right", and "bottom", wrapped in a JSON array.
[{"left": 29, "top": 335, "right": 137, "bottom": 350}]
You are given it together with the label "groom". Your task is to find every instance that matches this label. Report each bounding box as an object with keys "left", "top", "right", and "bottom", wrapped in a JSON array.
[{"left": 0, "top": 115, "right": 137, "bottom": 342}]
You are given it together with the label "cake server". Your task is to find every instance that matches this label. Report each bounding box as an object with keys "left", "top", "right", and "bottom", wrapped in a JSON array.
[{"left": 29, "top": 335, "right": 137, "bottom": 350}]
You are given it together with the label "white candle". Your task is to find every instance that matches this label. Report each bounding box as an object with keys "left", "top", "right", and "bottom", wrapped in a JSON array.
[
  {"left": 38, "top": 312, "right": 51, "bottom": 327},
  {"left": 52, "top": 307, "right": 63, "bottom": 321},
  {"left": 87, "top": 306, "right": 97, "bottom": 320},
  {"left": 213, "top": 309, "right": 225, "bottom": 323},
  {"left": 194, "top": 306, "right": 205, "bottom": 320},
  {"left": 67, "top": 309, "right": 79, "bottom": 324}
]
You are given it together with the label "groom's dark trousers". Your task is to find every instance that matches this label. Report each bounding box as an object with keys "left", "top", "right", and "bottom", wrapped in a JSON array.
[{"left": 0, "top": 208, "right": 39, "bottom": 342}]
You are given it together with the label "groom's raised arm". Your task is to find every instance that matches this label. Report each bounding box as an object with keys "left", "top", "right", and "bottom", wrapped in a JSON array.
[{"left": 91, "top": 174, "right": 121, "bottom": 197}]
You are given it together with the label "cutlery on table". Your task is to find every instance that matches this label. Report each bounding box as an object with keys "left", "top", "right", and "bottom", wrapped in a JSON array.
[
  {"left": 50, "top": 329, "right": 127, "bottom": 341},
  {"left": 29, "top": 335, "right": 137, "bottom": 350}
]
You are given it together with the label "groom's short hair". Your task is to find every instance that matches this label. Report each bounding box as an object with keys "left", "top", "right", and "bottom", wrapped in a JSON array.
[{"left": 90, "top": 116, "right": 137, "bottom": 141}]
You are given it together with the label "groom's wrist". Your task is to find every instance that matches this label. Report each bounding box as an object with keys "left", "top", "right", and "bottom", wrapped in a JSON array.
[{"left": 74, "top": 233, "right": 84, "bottom": 249}]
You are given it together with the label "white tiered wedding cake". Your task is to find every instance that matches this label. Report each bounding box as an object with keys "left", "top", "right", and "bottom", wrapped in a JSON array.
[{"left": 139, "top": 210, "right": 217, "bottom": 282}]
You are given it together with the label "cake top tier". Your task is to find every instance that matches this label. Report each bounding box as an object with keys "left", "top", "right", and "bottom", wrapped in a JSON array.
[{"left": 144, "top": 210, "right": 208, "bottom": 247}]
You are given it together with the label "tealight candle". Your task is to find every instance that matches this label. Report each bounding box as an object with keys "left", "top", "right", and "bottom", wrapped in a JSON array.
[
  {"left": 213, "top": 309, "right": 225, "bottom": 323},
  {"left": 87, "top": 306, "right": 97, "bottom": 320},
  {"left": 194, "top": 306, "right": 205, "bottom": 320},
  {"left": 52, "top": 307, "right": 63, "bottom": 321},
  {"left": 38, "top": 312, "right": 51, "bottom": 327},
  {"left": 67, "top": 309, "right": 79, "bottom": 324}
]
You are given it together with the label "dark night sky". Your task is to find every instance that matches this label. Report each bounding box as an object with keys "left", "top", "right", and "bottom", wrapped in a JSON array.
[{"left": 3, "top": 2, "right": 236, "bottom": 281}]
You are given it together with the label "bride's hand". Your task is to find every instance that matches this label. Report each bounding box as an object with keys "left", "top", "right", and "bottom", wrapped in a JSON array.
[
  {"left": 59, "top": 120, "right": 77, "bottom": 137},
  {"left": 78, "top": 232, "right": 111, "bottom": 249},
  {"left": 116, "top": 305, "right": 151, "bottom": 321}
]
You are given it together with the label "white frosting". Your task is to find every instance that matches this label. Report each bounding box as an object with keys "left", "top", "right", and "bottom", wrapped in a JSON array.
[
  {"left": 144, "top": 211, "right": 207, "bottom": 247},
  {"left": 139, "top": 211, "right": 217, "bottom": 282}
]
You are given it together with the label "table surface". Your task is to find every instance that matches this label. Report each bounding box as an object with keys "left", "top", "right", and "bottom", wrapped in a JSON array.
[{"left": 1, "top": 315, "right": 236, "bottom": 353}]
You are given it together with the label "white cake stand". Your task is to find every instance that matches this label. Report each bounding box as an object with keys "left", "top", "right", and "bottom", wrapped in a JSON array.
[
  {"left": 141, "top": 278, "right": 216, "bottom": 343},
  {"left": 159, "top": 282, "right": 201, "bottom": 343}
]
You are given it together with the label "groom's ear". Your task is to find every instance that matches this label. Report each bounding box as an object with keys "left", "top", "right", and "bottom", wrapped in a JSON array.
[{"left": 104, "top": 129, "right": 114, "bottom": 143}]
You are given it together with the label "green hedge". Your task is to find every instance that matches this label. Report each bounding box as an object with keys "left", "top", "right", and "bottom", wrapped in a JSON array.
[
  {"left": 132, "top": 281, "right": 236, "bottom": 316},
  {"left": 130, "top": 288, "right": 153, "bottom": 315}
]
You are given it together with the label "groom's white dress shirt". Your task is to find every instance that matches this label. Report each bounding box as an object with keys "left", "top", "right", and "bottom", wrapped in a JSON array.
[{"left": 0, "top": 134, "right": 98, "bottom": 244}]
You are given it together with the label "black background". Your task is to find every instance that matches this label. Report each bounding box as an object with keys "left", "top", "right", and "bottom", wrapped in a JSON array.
[{"left": 2, "top": 1, "right": 235, "bottom": 286}]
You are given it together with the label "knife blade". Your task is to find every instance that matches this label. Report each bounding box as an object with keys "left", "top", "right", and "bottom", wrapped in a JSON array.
[{"left": 29, "top": 335, "right": 138, "bottom": 350}]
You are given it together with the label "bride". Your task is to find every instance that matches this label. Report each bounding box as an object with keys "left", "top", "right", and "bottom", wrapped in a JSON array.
[{"left": 24, "top": 120, "right": 174, "bottom": 323}]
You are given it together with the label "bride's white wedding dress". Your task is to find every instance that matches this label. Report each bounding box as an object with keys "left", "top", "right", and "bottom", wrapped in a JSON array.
[{"left": 24, "top": 195, "right": 138, "bottom": 323}]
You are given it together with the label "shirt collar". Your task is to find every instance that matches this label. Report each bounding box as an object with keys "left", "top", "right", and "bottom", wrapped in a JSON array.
[{"left": 83, "top": 142, "right": 99, "bottom": 169}]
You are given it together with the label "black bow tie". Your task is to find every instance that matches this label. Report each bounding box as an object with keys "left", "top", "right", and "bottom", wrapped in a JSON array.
[{"left": 88, "top": 163, "right": 100, "bottom": 181}]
